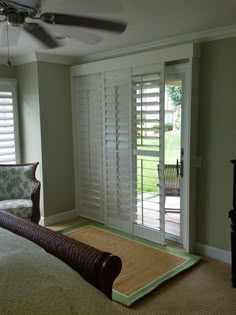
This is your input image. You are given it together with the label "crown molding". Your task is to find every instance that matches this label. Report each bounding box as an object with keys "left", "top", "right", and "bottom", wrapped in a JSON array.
[
  {"left": 2, "top": 24, "right": 236, "bottom": 66},
  {"left": 13, "top": 53, "right": 37, "bottom": 66},
  {"left": 77, "top": 24, "right": 236, "bottom": 64},
  {"left": 35, "top": 52, "right": 77, "bottom": 65},
  {"left": 9, "top": 52, "right": 77, "bottom": 66}
]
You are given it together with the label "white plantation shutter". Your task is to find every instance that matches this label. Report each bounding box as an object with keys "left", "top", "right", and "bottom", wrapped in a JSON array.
[
  {"left": 103, "top": 69, "right": 131, "bottom": 230},
  {"left": 74, "top": 74, "right": 104, "bottom": 221},
  {"left": 0, "top": 79, "right": 19, "bottom": 164},
  {"left": 132, "top": 64, "right": 165, "bottom": 244},
  {"left": 73, "top": 64, "right": 165, "bottom": 242}
]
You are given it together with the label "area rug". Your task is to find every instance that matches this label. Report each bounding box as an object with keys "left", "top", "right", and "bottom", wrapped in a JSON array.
[{"left": 59, "top": 222, "right": 200, "bottom": 306}]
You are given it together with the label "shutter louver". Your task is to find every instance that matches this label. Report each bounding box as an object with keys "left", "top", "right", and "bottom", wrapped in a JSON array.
[
  {"left": 75, "top": 75, "right": 104, "bottom": 221},
  {"left": 104, "top": 70, "right": 131, "bottom": 223},
  {"left": 0, "top": 90, "right": 16, "bottom": 164}
]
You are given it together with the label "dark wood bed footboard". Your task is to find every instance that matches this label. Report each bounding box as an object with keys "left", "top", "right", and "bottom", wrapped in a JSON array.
[{"left": 0, "top": 210, "right": 122, "bottom": 299}]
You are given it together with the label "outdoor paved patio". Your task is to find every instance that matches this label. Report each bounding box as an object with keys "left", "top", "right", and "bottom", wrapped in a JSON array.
[{"left": 136, "top": 194, "right": 180, "bottom": 237}]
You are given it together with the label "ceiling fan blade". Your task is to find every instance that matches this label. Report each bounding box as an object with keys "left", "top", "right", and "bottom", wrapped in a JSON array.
[
  {"left": 23, "top": 22, "right": 59, "bottom": 48},
  {"left": 53, "top": 27, "right": 103, "bottom": 45},
  {"left": 40, "top": 13, "right": 127, "bottom": 33}
]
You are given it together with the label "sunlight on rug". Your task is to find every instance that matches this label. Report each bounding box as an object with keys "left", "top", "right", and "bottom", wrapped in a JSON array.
[{"left": 60, "top": 222, "right": 200, "bottom": 306}]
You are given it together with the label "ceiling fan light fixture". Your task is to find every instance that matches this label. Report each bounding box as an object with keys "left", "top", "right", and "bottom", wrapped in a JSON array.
[{"left": 7, "top": 11, "right": 26, "bottom": 26}]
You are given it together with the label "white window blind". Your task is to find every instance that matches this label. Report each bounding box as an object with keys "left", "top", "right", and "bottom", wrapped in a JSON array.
[
  {"left": 75, "top": 74, "right": 104, "bottom": 222},
  {"left": 0, "top": 80, "right": 19, "bottom": 164},
  {"left": 103, "top": 69, "right": 131, "bottom": 224}
]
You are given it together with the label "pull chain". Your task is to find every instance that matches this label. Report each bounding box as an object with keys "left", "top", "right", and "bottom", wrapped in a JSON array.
[{"left": 6, "top": 23, "right": 12, "bottom": 66}]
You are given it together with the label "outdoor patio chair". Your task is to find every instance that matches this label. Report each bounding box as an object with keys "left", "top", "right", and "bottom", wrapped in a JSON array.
[
  {"left": 0, "top": 162, "right": 41, "bottom": 223},
  {"left": 158, "top": 164, "right": 180, "bottom": 213}
]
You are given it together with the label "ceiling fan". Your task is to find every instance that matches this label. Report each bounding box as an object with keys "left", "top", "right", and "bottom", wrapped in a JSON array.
[{"left": 0, "top": 0, "right": 127, "bottom": 48}]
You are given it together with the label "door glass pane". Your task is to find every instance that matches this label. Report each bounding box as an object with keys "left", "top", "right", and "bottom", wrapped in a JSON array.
[
  {"left": 135, "top": 155, "right": 160, "bottom": 229},
  {"left": 164, "top": 78, "right": 182, "bottom": 237}
]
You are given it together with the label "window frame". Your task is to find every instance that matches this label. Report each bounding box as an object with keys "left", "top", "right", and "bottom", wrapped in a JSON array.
[{"left": 0, "top": 78, "right": 20, "bottom": 164}]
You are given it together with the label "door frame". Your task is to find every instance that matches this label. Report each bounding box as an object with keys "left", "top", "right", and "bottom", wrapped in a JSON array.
[
  {"left": 70, "top": 43, "right": 199, "bottom": 252},
  {"left": 165, "top": 62, "right": 196, "bottom": 251},
  {"left": 164, "top": 64, "right": 186, "bottom": 245}
]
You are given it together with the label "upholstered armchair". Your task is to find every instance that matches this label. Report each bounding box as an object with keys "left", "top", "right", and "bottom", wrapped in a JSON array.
[{"left": 0, "top": 163, "right": 41, "bottom": 223}]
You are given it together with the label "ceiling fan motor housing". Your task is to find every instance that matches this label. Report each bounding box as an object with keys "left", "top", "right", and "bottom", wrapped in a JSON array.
[
  {"left": 0, "top": 0, "right": 40, "bottom": 25},
  {"left": 7, "top": 10, "right": 27, "bottom": 26}
]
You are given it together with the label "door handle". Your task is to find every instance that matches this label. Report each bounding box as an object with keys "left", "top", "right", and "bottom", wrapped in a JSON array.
[
  {"left": 180, "top": 159, "right": 184, "bottom": 177},
  {"left": 176, "top": 159, "right": 179, "bottom": 176},
  {"left": 176, "top": 159, "right": 184, "bottom": 177}
]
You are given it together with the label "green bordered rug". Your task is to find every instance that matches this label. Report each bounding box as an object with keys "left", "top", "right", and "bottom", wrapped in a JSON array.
[{"left": 59, "top": 222, "right": 200, "bottom": 306}]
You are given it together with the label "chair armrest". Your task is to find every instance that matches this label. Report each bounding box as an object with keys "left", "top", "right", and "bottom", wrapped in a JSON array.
[{"left": 0, "top": 210, "right": 122, "bottom": 299}]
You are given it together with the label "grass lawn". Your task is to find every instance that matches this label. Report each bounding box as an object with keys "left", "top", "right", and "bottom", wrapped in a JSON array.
[
  {"left": 136, "top": 130, "right": 180, "bottom": 192},
  {"left": 165, "top": 130, "right": 180, "bottom": 164}
]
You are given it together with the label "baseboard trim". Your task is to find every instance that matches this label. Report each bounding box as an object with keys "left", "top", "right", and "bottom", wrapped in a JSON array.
[
  {"left": 40, "top": 209, "right": 78, "bottom": 226},
  {"left": 195, "top": 242, "right": 231, "bottom": 264}
]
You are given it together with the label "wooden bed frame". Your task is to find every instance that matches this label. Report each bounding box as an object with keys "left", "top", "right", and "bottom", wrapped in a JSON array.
[{"left": 0, "top": 210, "right": 122, "bottom": 299}]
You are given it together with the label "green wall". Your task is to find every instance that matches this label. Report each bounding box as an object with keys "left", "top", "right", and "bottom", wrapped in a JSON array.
[
  {"left": 16, "top": 61, "right": 74, "bottom": 218},
  {"left": 0, "top": 64, "right": 16, "bottom": 78},
  {"left": 197, "top": 38, "right": 236, "bottom": 250},
  {"left": 37, "top": 62, "right": 74, "bottom": 216},
  {"left": 16, "top": 62, "right": 44, "bottom": 216},
  {"left": 16, "top": 63, "right": 42, "bottom": 163}
]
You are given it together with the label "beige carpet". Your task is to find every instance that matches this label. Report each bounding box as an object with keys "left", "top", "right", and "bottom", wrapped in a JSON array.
[{"left": 112, "top": 257, "right": 236, "bottom": 315}]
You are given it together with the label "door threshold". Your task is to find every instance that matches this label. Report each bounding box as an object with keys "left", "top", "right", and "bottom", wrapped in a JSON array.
[{"left": 165, "top": 232, "right": 182, "bottom": 245}]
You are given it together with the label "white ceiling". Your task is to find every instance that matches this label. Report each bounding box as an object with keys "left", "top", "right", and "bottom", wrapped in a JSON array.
[{"left": 0, "top": 0, "right": 236, "bottom": 63}]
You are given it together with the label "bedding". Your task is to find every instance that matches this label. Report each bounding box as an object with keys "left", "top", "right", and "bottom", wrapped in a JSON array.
[{"left": 0, "top": 211, "right": 122, "bottom": 315}]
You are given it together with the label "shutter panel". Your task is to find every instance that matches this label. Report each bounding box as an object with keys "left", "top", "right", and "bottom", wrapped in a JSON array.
[
  {"left": 0, "top": 81, "right": 18, "bottom": 164},
  {"left": 74, "top": 74, "right": 104, "bottom": 222},
  {"left": 132, "top": 64, "right": 165, "bottom": 244},
  {"left": 103, "top": 69, "right": 132, "bottom": 231}
]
